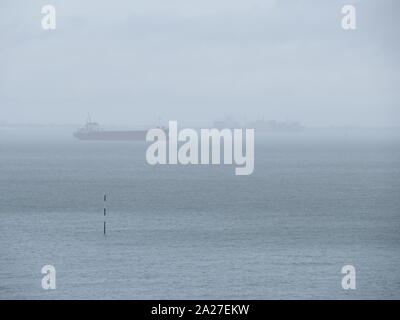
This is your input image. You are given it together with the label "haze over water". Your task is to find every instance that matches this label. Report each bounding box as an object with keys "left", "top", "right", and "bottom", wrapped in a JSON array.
[{"left": 1, "top": 0, "right": 400, "bottom": 299}]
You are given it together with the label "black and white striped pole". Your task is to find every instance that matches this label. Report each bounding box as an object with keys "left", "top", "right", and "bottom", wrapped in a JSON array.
[{"left": 103, "top": 194, "right": 106, "bottom": 235}]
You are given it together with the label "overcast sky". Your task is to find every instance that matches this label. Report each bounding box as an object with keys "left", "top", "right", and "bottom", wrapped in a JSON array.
[{"left": 0, "top": 0, "right": 399, "bottom": 127}]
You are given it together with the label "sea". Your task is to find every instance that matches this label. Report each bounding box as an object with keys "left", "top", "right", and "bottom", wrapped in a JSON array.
[{"left": 0, "top": 127, "right": 399, "bottom": 299}]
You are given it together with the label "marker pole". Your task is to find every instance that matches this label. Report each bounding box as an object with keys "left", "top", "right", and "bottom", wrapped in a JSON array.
[{"left": 103, "top": 194, "right": 106, "bottom": 235}]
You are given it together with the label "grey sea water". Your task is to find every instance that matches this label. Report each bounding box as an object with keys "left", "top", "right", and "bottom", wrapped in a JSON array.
[{"left": 0, "top": 128, "right": 399, "bottom": 299}]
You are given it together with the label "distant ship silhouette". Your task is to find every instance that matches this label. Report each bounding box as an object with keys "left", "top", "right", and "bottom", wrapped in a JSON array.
[
  {"left": 213, "top": 117, "right": 304, "bottom": 132},
  {"left": 73, "top": 117, "right": 168, "bottom": 141}
]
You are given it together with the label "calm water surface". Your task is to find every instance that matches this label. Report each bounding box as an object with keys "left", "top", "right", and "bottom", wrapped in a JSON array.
[{"left": 0, "top": 129, "right": 399, "bottom": 299}]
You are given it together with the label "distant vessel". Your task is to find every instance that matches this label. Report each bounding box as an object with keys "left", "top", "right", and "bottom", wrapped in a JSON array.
[
  {"left": 245, "top": 119, "right": 304, "bottom": 133},
  {"left": 213, "top": 116, "right": 241, "bottom": 130},
  {"left": 213, "top": 117, "right": 305, "bottom": 132},
  {"left": 73, "top": 118, "right": 168, "bottom": 141}
]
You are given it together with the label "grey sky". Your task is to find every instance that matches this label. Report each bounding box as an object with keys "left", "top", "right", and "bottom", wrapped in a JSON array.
[{"left": 0, "top": 0, "right": 399, "bottom": 126}]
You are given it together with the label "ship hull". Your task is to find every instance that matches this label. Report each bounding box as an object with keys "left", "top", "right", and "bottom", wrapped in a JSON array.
[{"left": 74, "top": 130, "right": 148, "bottom": 141}]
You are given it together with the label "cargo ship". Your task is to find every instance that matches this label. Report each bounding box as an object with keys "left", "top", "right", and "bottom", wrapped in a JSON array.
[
  {"left": 73, "top": 118, "right": 168, "bottom": 141},
  {"left": 213, "top": 117, "right": 304, "bottom": 132},
  {"left": 245, "top": 119, "right": 304, "bottom": 132}
]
